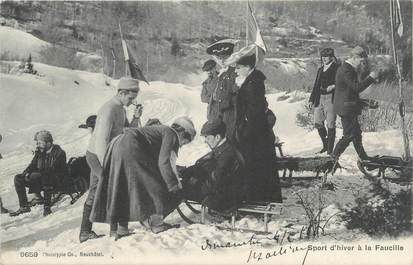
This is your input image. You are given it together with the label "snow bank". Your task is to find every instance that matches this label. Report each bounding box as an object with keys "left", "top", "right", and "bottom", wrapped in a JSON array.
[{"left": 0, "top": 26, "right": 49, "bottom": 59}]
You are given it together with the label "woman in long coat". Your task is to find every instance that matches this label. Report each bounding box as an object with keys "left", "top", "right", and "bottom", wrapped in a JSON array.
[
  {"left": 90, "top": 117, "right": 196, "bottom": 235},
  {"left": 234, "top": 54, "right": 282, "bottom": 203}
]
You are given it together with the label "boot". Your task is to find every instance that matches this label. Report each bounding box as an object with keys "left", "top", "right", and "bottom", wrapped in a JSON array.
[
  {"left": 148, "top": 214, "right": 180, "bottom": 234},
  {"left": 114, "top": 222, "right": 135, "bottom": 241},
  {"left": 79, "top": 204, "right": 100, "bottom": 243},
  {"left": 317, "top": 127, "right": 328, "bottom": 153},
  {"left": 327, "top": 128, "right": 336, "bottom": 155},
  {"left": 79, "top": 231, "right": 101, "bottom": 243},
  {"left": 9, "top": 206, "right": 31, "bottom": 217}
]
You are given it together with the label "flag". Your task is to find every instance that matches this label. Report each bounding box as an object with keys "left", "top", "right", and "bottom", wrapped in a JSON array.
[
  {"left": 391, "top": 0, "right": 403, "bottom": 37},
  {"left": 246, "top": 2, "right": 267, "bottom": 65},
  {"left": 121, "top": 38, "right": 149, "bottom": 85}
]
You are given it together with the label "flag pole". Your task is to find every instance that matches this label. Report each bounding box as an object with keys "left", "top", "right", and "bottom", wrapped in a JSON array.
[
  {"left": 245, "top": 1, "right": 249, "bottom": 46},
  {"left": 119, "top": 22, "right": 129, "bottom": 76},
  {"left": 389, "top": 0, "right": 410, "bottom": 160}
]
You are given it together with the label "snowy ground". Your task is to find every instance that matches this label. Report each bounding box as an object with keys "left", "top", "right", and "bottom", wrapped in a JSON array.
[{"left": 1, "top": 27, "right": 412, "bottom": 265}]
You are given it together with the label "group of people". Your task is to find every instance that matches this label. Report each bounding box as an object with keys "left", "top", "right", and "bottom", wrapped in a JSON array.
[
  {"left": 309, "top": 46, "right": 379, "bottom": 163},
  {"left": 2, "top": 39, "right": 380, "bottom": 244}
]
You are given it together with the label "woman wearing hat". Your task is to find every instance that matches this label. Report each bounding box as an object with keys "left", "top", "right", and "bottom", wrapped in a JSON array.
[
  {"left": 309, "top": 48, "right": 339, "bottom": 155},
  {"left": 90, "top": 116, "right": 196, "bottom": 237},
  {"left": 234, "top": 53, "right": 282, "bottom": 203}
]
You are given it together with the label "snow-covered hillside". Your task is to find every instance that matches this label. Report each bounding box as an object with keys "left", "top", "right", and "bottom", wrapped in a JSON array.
[
  {"left": 0, "top": 26, "right": 49, "bottom": 59},
  {"left": 1, "top": 28, "right": 412, "bottom": 265}
]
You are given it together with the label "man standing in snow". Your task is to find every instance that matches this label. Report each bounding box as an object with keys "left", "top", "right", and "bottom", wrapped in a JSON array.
[
  {"left": 9, "top": 131, "right": 67, "bottom": 217},
  {"left": 79, "top": 77, "right": 141, "bottom": 243},
  {"left": 309, "top": 48, "right": 339, "bottom": 155},
  {"left": 206, "top": 39, "right": 239, "bottom": 142},
  {"left": 332, "top": 46, "right": 379, "bottom": 163},
  {"left": 201, "top": 59, "right": 219, "bottom": 121}
]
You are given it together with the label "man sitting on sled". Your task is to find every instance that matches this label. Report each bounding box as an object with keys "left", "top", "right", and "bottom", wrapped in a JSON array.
[{"left": 180, "top": 118, "right": 245, "bottom": 213}]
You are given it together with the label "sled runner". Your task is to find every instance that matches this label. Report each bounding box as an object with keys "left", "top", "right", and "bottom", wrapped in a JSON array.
[
  {"left": 177, "top": 200, "right": 283, "bottom": 234},
  {"left": 357, "top": 156, "right": 413, "bottom": 183}
]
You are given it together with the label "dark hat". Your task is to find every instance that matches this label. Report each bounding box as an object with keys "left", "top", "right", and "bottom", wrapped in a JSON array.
[
  {"left": 200, "top": 118, "right": 226, "bottom": 136},
  {"left": 202, "top": 59, "right": 217, "bottom": 72},
  {"left": 206, "top": 39, "right": 238, "bottom": 57},
  {"left": 145, "top": 118, "right": 162, "bottom": 126},
  {"left": 236, "top": 54, "right": 256, "bottom": 68},
  {"left": 320, "top": 48, "right": 334, "bottom": 57},
  {"left": 79, "top": 115, "right": 97, "bottom": 129},
  {"left": 351, "top": 46, "right": 368, "bottom": 58}
]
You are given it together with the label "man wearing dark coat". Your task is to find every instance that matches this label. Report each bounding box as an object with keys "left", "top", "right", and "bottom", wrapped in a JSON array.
[
  {"left": 234, "top": 54, "right": 282, "bottom": 203},
  {"left": 9, "top": 131, "right": 67, "bottom": 217},
  {"left": 309, "top": 48, "right": 339, "bottom": 155},
  {"left": 90, "top": 117, "right": 196, "bottom": 236},
  {"left": 332, "top": 46, "right": 379, "bottom": 162},
  {"left": 181, "top": 119, "right": 245, "bottom": 212},
  {"left": 206, "top": 39, "right": 239, "bottom": 142}
]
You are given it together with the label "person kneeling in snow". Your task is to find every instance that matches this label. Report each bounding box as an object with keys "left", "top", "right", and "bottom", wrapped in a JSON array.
[
  {"left": 180, "top": 119, "right": 245, "bottom": 213},
  {"left": 10, "top": 131, "right": 67, "bottom": 217},
  {"left": 90, "top": 117, "right": 196, "bottom": 238}
]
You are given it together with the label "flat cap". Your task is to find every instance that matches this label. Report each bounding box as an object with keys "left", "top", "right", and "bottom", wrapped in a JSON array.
[
  {"left": 200, "top": 118, "right": 226, "bottom": 136},
  {"left": 202, "top": 59, "right": 217, "bottom": 72},
  {"left": 117, "top": 77, "right": 140, "bottom": 92},
  {"left": 320, "top": 47, "right": 334, "bottom": 57},
  {"left": 351, "top": 46, "right": 368, "bottom": 58}
]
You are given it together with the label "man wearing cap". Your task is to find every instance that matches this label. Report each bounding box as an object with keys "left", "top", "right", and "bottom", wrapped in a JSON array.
[
  {"left": 90, "top": 117, "right": 196, "bottom": 236},
  {"left": 79, "top": 77, "right": 140, "bottom": 243},
  {"left": 332, "top": 46, "right": 379, "bottom": 163},
  {"left": 9, "top": 131, "right": 68, "bottom": 217},
  {"left": 201, "top": 59, "right": 219, "bottom": 121},
  {"left": 309, "top": 48, "right": 339, "bottom": 155},
  {"left": 206, "top": 39, "right": 239, "bottom": 142},
  {"left": 181, "top": 119, "right": 244, "bottom": 212}
]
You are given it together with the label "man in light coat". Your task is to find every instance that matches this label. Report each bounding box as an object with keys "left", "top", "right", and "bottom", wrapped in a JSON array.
[{"left": 79, "top": 77, "right": 141, "bottom": 243}]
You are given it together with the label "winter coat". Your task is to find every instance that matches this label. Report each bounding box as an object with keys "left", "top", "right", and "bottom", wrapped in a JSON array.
[
  {"left": 181, "top": 140, "right": 245, "bottom": 211},
  {"left": 87, "top": 97, "right": 129, "bottom": 165},
  {"left": 23, "top": 144, "right": 68, "bottom": 191},
  {"left": 334, "top": 62, "right": 375, "bottom": 117},
  {"left": 90, "top": 125, "right": 182, "bottom": 223},
  {"left": 309, "top": 62, "right": 339, "bottom": 107},
  {"left": 209, "top": 67, "right": 238, "bottom": 141},
  {"left": 235, "top": 69, "right": 282, "bottom": 202},
  {"left": 201, "top": 72, "right": 220, "bottom": 121}
]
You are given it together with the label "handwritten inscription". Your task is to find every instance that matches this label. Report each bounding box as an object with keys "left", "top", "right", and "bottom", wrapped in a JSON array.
[{"left": 201, "top": 234, "right": 261, "bottom": 250}]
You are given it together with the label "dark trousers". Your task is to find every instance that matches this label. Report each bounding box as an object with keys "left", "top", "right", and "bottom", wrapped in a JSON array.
[
  {"left": 333, "top": 114, "right": 368, "bottom": 160},
  {"left": 80, "top": 151, "right": 102, "bottom": 232},
  {"left": 80, "top": 151, "right": 127, "bottom": 232},
  {"left": 14, "top": 172, "right": 42, "bottom": 208}
]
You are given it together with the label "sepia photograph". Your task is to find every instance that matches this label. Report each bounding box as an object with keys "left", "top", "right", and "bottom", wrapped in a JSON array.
[{"left": 0, "top": 0, "right": 412, "bottom": 264}]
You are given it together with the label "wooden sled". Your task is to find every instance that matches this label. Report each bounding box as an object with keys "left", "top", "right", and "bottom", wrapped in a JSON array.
[
  {"left": 274, "top": 142, "right": 336, "bottom": 185},
  {"left": 177, "top": 200, "right": 283, "bottom": 234}
]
